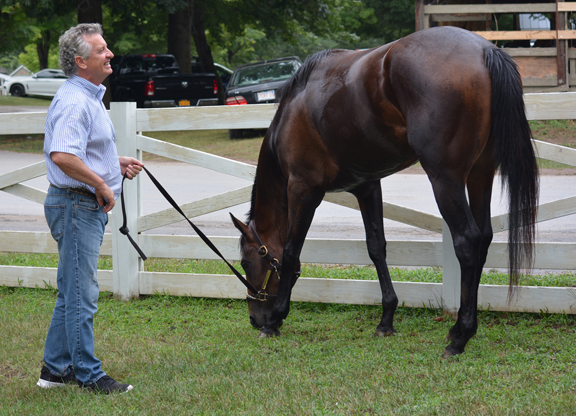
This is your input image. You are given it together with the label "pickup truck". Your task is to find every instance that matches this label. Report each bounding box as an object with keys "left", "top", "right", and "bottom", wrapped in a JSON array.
[{"left": 109, "top": 54, "right": 219, "bottom": 108}]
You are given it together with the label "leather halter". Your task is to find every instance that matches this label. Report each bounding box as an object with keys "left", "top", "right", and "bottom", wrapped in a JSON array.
[
  {"left": 245, "top": 223, "right": 301, "bottom": 302},
  {"left": 246, "top": 223, "right": 282, "bottom": 302}
]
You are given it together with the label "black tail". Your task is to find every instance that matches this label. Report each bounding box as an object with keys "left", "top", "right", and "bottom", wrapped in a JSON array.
[{"left": 485, "top": 47, "right": 539, "bottom": 293}]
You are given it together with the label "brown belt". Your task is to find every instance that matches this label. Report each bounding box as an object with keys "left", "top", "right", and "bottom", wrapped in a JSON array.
[{"left": 50, "top": 184, "right": 96, "bottom": 199}]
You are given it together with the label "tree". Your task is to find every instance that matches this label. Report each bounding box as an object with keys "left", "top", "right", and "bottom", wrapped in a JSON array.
[
  {"left": 345, "top": 0, "right": 415, "bottom": 46},
  {"left": 0, "top": 3, "right": 37, "bottom": 57},
  {"left": 167, "top": 0, "right": 191, "bottom": 72},
  {"left": 181, "top": 0, "right": 371, "bottom": 101},
  {"left": 4, "top": 0, "right": 417, "bottom": 82},
  {"left": 2, "top": 0, "right": 77, "bottom": 70},
  {"left": 77, "top": 0, "right": 102, "bottom": 24}
]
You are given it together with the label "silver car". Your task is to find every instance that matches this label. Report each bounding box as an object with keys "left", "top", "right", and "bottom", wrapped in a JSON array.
[{"left": 6, "top": 69, "right": 68, "bottom": 97}]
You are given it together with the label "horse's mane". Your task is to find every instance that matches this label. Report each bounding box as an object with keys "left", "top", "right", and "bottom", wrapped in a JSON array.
[
  {"left": 246, "top": 49, "right": 336, "bottom": 223},
  {"left": 247, "top": 178, "right": 257, "bottom": 222},
  {"left": 275, "top": 49, "right": 335, "bottom": 103}
]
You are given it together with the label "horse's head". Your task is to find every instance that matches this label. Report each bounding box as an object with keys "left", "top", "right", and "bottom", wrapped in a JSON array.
[{"left": 231, "top": 214, "right": 283, "bottom": 329}]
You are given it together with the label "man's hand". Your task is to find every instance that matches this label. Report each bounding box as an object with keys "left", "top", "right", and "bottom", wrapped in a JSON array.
[
  {"left": 94, "top": 183, "right": 116, "bottom": 213},
  {"left": 119, "top": 157, "right": 144, "bottom": 179},
  {"left": 51, "top": 151, "right": 116, "bottom": 212}
]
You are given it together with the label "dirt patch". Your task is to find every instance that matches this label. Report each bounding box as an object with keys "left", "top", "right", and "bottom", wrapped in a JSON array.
[{"left": 0, "top": 365, "right": 25, "bottom": 384}]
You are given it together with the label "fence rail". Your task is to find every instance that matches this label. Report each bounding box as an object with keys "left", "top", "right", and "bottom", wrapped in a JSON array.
[{"left": 1, "top": 93, "right": 576, "bottom": 314}]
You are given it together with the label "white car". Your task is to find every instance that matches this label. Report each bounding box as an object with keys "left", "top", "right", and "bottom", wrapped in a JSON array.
[
  {"left": 0, "top": 73, "right": 11, "bottom": 95},
  {"left": 6, "top": 69, "right": 68, "bottom": 97}
]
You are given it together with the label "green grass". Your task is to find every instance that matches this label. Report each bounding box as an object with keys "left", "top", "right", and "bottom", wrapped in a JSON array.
[
  {"left": 530, "top": 119, "right": 576, "bottom": 169},
  {"left": 1, "top": 285, "right": 575, "bottom": 415},
  {"left": 142, "top": 130, "right": 263, "bottom": 163},
  {"left": 1, "top": 253, "right": 575, "bottom": 289},
  {"left": 0, "top": 129, "right": 264, "bottom": 163},
  {"left": 0, "top": 95, "right": 52, "bottom": 106}
]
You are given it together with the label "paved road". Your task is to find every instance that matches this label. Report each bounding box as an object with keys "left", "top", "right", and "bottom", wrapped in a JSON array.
[{"left": 1, "top": 149, "right": 576, "bottom": 243}]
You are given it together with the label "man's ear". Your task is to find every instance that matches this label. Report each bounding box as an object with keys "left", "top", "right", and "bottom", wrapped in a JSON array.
[{"left": 75, "top": 56, "right": 87, "bottom": 70}]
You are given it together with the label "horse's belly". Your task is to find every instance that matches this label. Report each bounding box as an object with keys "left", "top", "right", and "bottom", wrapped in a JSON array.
[{"left": 326, "top": 154, "right": 418, "bottom": 193}]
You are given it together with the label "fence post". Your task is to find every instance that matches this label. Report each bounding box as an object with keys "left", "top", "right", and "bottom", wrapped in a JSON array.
[
  {"left": 109, "top": 102, "right": 141, "bottom": 300},
  {"left": 442, "top": 220, "right": 460, "bottom": 317}
]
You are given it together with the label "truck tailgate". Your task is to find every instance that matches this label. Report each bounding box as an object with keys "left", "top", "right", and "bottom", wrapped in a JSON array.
[{"left": 151, "top": 74, "right": 217, "bottom": 106}]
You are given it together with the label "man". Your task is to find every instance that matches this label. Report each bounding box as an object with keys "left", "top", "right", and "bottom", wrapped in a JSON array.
[{"left": 37, "top": 23, "right": 143, "bottom": 395}]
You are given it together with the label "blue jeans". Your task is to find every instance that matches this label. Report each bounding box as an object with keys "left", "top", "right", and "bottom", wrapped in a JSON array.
[{"left": 42, "top": 185, "right": 107, "bottom": 385}]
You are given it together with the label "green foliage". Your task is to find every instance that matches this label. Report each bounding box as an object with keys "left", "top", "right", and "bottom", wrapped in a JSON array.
[
  {"left": 104, "top": 1, "right": 169, "bottom": 55},
  {"left": 0, "top": 53, "right": 20, "bottom": 72},
  {"left": 3, "top": 0, "right": 417, "bottom": 72},
  {"left": 17, "top": 43, "right": 59, "bottom": 72},
  {"left": 0, "top": 3, "right": 38, "bottom": 55}
]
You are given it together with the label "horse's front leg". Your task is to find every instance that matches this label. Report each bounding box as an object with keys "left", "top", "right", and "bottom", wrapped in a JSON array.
[
  {"left": 259, "top": 184, "right": 325, "bottom": 337},
  {"left": 351, "top": 181, "right": 398, "bottom": 336}
]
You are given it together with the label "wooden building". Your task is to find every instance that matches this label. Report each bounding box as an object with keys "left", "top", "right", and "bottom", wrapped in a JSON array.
[{"left": 415, "top": 0, "right": 576, "bottom": 92}]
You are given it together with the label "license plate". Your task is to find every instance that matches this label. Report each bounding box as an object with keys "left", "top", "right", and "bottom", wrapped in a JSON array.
[
  {"left": 257, "top": 90, "right": 275, "bottom": 102},
  {"left": 179, "top": 100, "right": 191, "bottom": 106}
]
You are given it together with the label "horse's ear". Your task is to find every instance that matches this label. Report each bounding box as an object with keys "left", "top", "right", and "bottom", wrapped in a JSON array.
[{"left": 230, "top": 213, "right": 249, "bottom": 237}]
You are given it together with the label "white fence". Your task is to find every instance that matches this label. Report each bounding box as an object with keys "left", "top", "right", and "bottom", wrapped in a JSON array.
[{"left": 1, "top": 95, "right": 576, "bottom": 315}]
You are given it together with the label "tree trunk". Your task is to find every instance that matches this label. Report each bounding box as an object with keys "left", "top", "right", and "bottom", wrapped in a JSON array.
[
  {"left": 167, "top": 2, "right": 192, "bottom": 73},
  {"left": 36, "top": 30, "right": 51, "bottom": 70},
  {"left": 191, "top": 1, "right": 224, "bottom": 103},
  {"left": 77, "top": 0, "right": 103, "bottom": 24}
]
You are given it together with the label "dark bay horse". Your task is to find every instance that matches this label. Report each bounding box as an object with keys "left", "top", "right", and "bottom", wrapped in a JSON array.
[{"left": 230, "top": 26, "right": 539, "bottom": 357}]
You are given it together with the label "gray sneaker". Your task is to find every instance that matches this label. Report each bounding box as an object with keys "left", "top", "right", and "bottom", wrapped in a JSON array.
[
  {"left": 37, "top": 365, "right": 78, "bottom": 388},
  {"left": 81, "top": 375, "right": 134, "bottom": 395}
]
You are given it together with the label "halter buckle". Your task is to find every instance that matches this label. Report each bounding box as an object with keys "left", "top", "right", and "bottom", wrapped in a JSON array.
[
  {"left": 246, "top": 290, "right": 270, "bottom": 302},
  {"left": 258, "top": 245, "right": 268, "bottom": 257}
]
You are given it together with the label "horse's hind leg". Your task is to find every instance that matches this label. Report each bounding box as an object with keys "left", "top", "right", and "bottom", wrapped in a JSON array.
[
  {"left": 445, "top": 155, "right": 496, "bottom": 355},
  {"left": 426, "top": 169, "right": 494, "bottom": 357},
  {"left": 351, "top": 180, "right": 398, "bottom": 335}
]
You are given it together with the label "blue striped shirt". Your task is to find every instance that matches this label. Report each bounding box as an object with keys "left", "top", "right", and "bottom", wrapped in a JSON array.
[{"left": 44, "top": 75, "right": 122, "bottom": 199}]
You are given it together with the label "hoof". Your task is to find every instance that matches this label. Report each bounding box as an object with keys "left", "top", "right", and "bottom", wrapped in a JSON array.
[
  {"left": 441, "top": 348, "right": 455, "bottom": 359},
  {"left": 257, "top": 328, "right": 280, "bottom": 338},
  {"left": 374, "top": 328, "right": 395, "bottom": 337},
  {"left": 442, "top": 344, "right": 462, "bottom": 359}
]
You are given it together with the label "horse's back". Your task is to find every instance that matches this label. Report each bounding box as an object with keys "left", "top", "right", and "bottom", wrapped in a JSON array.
[
  {"left": 270, "top": 26, "right": 496, "bottom": 190},
  {"left": 386, "top": 27, "right": 493, "bottom": 118}
]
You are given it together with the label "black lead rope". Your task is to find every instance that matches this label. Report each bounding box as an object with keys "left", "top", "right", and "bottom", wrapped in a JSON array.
[{"left": 118, "top": 166, "right": 260, "bottom": 295}]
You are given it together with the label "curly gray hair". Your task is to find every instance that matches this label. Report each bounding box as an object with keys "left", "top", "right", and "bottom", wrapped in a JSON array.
[{"left": 58, "top": 23, "right": 104, "bottom": 77}]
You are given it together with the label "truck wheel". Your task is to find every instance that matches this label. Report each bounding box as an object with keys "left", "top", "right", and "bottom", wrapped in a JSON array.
[
  {"left": 10, "top": 84, "right": 25, "bottom": 97},
  {"left": 229, "top": 129, "right": 244, "bottom": 140}
]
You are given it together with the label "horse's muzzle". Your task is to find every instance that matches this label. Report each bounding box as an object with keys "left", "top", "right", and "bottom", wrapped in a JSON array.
[{"left": 249, "top": 315, "right": 263, "bottom": 329}]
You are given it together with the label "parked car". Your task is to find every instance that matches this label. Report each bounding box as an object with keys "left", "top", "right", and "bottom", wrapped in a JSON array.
[
  {"left": 191, "top": 60, "right": 233, "bottom": 89},
  {"left": 6, "top": 69, "right": 68, "bottom": 97},
  {"left": 225, "top": 56, "right": 302, "bottom": 139},
  {"left": 0, "top": 73, "right": 11, "bottom": 96},
  {"left": 110, "top": 54, "right": 219, "bottom": 108}
]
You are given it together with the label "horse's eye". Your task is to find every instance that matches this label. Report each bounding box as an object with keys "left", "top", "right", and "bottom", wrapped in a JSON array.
[{"left": 241, "top": 260, "right": 250, "bottom": 271}]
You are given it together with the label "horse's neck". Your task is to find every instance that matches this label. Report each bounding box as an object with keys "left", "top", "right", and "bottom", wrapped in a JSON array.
[{"left": 251, "top": 146, "right": 288, "bottom": 241}]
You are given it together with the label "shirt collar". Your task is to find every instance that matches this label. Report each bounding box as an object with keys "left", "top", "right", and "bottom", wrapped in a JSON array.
[{"left": 68, "top": 75, "right": 107, "bottom": 100}]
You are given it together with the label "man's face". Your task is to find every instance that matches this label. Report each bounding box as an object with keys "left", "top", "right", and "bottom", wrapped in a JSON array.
[{"left": 77, "top": 33, "right": 114, "bottom": 85}]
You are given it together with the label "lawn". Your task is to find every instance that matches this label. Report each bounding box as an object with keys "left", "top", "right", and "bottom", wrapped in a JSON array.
[
  {"left": 1, "top": 285, "right": 576, "bottom": 415},
  {"left": 0, "top": 95, "right": 52, "bottom": 107}
]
